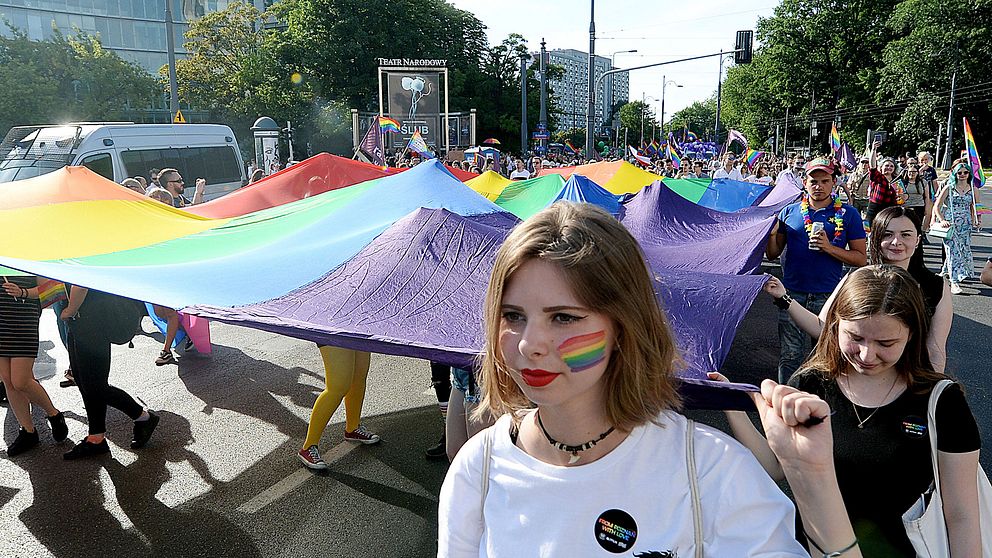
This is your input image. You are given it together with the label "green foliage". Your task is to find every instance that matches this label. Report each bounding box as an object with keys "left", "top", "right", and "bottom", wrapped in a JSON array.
[
  {"left": 171, "top": 2, "right": 313, "bottom": 152},
  {"left": 174, "top": 0, "right": 564, "bottom": 154},
  {"left": 668, "top": 97, "right": 722, "bottom": 141},
  {"left": 879, "top": 0, "right": 992, "bottom": 152},
  {"left": 707, "top": 0, "right": 992, "bottom": 158},
  {"left": 0, "top": 26, "right": 157, "bottom": 136},
  {"left": 618, "top": 101, "right": 658, "bottom": 139},
  {"left": 552, "top": 127, "right": 585, "bottom": 147}
]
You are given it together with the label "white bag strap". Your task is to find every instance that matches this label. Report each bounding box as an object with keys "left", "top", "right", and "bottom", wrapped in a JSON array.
[
  {"left": 686, "top": 419, "right": 704, "bottom": 558},
  {"left": 481, "top": 427, "right": 494, "bottom": 513},
  {"left": 926, "top": 379, "right": 954, "bottom": 493}
]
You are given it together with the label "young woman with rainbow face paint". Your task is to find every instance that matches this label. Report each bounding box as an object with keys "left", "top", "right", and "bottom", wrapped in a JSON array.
[{"left": 438, "top": 203, "right": 865, "bottom": 558}]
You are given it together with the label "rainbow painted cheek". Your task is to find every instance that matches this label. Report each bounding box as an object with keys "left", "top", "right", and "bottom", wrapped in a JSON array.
[{"left": 558, "top": 331, "right": 608, "bottom": 372}]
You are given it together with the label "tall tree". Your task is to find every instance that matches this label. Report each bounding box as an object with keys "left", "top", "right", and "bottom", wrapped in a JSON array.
[
  {"left": 619, "top": 101, "right": 659, "bottom": 143},
  {"left": 718, "top": 0, "right": 899, "bottom": 154},
  {"left": 878, "top": 0, "right": 992, "bottom": 155},
  {"left": 668, "top": 98, "right": 721, "bottom": 141},
  {"left": 0, "top": 28, "right": 157, "bottom": 136}
]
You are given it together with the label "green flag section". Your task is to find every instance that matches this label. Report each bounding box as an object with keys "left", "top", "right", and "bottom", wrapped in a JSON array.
[
  {"left": 661, "top": 178, "right": 712, "bottom": 204},
  {"left": 492, "top": 174, "right": 567, "bottom": 218}
]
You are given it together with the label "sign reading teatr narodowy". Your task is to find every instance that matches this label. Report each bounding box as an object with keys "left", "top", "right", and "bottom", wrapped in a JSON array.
[{"left": 378, "top": 58, "right": 447, "bottom": 67}]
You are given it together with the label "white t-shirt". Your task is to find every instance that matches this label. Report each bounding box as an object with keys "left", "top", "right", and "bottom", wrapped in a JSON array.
[
  {"left": 438, "top": 411, "right": 807, "bottom": 557},
  {"left": 712, "top": 167, "right": 745, "bottom": 181},
  {"left": 509, "top": 169, "right": 531, "bottom": 180}
]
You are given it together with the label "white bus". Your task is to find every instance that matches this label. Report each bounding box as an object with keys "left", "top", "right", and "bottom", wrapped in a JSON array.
[{"left": 0, "top": 123, "right": 247, "bottom": 200}]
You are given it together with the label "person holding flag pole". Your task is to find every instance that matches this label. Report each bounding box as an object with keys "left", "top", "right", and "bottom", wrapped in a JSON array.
[{"left": 931, "top": 117, "right": 983, "bottom": 294}]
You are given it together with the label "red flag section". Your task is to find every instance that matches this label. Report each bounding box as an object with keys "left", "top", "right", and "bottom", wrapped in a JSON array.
[{"left": 188, "top": 153, "right": 477, "bottom": 219}]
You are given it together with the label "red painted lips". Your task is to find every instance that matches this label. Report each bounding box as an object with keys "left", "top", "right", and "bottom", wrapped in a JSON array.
[{"left": 520, "top": 368, "right": 560, "bottom": 387}]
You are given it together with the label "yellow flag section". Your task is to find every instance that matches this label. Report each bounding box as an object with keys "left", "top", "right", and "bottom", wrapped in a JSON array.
[
  {"left": 0, "top": 167, "right": 226, "bottom": 260},
  {"left": 465, "top": 170, "right": 512, "bottom": 201},
  {"left": 540, "top": 160, "right": 662, "bottom": 195}
]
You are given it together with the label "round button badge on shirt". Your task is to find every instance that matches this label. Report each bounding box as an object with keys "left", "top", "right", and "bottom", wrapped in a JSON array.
[{"left": 594, "top": 509, "right": 638, "bottom": 553}]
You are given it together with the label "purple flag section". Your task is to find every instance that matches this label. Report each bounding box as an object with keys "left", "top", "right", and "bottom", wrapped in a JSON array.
[
  {"left": 619, "top": 182, "right": 781, "bottom": 275},
  {"left": 189, "top": 207, "right": 764, "bottom": 408},
  {"left": 839, "top": 142, "right": 857, "bottom": 171},
  {"left": 358, "top": 117, "right": 384, "bottom": 166},
  {"left": 758, "top": 176, "right": 803, "bottom": 207}
]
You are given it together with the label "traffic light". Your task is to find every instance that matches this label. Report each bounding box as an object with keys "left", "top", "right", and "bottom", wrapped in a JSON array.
[{"left": 735, "top": 30, "right": 753, "bottom": 64}]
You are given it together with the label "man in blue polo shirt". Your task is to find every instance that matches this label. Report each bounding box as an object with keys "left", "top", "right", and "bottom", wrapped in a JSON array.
[{"left": 766, "top": 157, "right": 867, "bottom": 382}]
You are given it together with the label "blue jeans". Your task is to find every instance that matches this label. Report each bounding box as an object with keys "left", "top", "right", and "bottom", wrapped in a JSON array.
[
  {"left": 778, "top": 289, "right": 830, "bottom": 384},
  {"left": 52, "top": 299, "right": 69, "bottom": 351}
]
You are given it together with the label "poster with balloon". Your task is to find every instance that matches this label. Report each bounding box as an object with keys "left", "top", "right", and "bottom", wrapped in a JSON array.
[{"left": 387, "top": 72, "right": 441, "bottom": 150}]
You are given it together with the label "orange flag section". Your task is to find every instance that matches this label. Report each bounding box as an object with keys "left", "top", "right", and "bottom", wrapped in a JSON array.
[{"left": 0, "top": 167, "right": 225, "bottom": 261}]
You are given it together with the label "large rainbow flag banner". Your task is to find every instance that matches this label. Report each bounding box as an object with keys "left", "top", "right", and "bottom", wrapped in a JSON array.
[
  {"left": 0, "top": 158, "right": 799, "bottom": 399},
  {"left": 963, "top": 117, "right": 986, "bottom": 189}
]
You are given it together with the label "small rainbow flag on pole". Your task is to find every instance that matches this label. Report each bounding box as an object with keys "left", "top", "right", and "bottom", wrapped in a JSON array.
[
  {"left": 378, "top": 116, "right": 401, "bottom": 133},
  {"left": 406, "top": 130, "right": 432, "bottom": 157},
  {"left": 830, "top": 122, "right": 841, "bottom": 154},
  {"left": 963, "top": 117, "right": 986, "bottom": 189},
  {"left": 36, "top": 279, "right": 67, "bottom": 309},
  {"left": 564, "top": 140, "right": 580, "bottom": 155},
  {"left": 744, "top": 147, "right": 763, "bottom": 170},
  {"left": 666, "top": 133, "right": 683, "bottom": 169}
]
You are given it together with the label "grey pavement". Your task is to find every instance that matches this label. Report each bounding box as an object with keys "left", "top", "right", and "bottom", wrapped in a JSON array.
[{"left": 1, "top": 231, "right": 990, "bottom": 557}]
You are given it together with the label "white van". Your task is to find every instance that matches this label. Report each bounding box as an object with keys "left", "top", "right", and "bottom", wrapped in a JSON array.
[{"left": 0, "top": 123, "right": 246, "bottom": 200}]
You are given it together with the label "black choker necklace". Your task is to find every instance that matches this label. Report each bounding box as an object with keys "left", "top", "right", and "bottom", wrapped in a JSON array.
[{"left": 536, "top": 410, "right": 615, "bottom": 464}]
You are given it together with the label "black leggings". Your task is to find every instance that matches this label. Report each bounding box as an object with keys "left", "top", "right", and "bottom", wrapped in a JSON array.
[
  {"left": 430, "top": 362, "right": 451, "bottom": 404},
  {"left": 67, "top": 322, "right": 143, "bottom": 435}
]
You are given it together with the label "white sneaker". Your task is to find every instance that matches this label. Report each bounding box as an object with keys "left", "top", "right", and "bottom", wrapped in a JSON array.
[{"left": 950, "top": 282, "right": 963, "bottom": 294}]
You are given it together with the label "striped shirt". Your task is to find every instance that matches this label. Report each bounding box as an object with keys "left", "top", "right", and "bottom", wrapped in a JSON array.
[{"left": 0, "top": 275, "right": 41, "bottom": 358}]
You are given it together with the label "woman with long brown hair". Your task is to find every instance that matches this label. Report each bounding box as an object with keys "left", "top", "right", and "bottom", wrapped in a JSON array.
[
  {"left": 720, "top": 265, "right": 981, "bottom": 555},
  {"left": 438, "top": 203, "right": 862, "bottom": 557}
]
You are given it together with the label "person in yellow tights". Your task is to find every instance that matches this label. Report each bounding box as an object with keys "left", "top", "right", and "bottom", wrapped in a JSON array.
[{"left": 298, "top": 346, "right": 380, "bottom": 470}]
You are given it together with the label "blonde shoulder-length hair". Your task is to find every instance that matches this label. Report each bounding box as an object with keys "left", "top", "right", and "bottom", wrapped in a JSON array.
[{"left": 475, "top": 202, "right": 682, "bottom": 431}]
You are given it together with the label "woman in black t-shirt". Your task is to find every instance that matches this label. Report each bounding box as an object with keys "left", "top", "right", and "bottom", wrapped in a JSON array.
[
  {"left": 718, "top": 265, "right": 982, "bottom": 555},
  {"left": 765, "top": 206, "right": 952, "bottom": 372}
]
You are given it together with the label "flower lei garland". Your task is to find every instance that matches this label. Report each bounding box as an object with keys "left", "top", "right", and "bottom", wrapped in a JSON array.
[{"left": 801, "top": 194, "right": 846, "bottom": 246}]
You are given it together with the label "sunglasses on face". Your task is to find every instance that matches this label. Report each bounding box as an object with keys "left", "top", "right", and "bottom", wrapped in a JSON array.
[{"left": 956, "top": 171, "right": 971, "bottom": 176}]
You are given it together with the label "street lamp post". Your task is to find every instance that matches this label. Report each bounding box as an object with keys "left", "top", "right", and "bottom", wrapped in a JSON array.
[
  {"left": 520, "top": 53, "right": 530, "bottom": 157},
  {"left": 606, "top": 49, "right": 637, "bottom": 133},
  {"left": 660, "top": 75, "right": 682, "bottom": 139},
  {"left": 585, "top": 0, "right": 596, "bottom": 158},
  {"left": 164, "top": 1, "right": 179, "bottom": 116},
  {"left": 714, "top": 52, "right": 733, "bottom": 143},
  {"left": 640, "top": 92, "right": 658, "bottom": 146}
]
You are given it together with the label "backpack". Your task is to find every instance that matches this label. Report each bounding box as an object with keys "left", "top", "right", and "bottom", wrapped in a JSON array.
[{"left": 79, "top": 290, "right": 147, "bottom": 346}]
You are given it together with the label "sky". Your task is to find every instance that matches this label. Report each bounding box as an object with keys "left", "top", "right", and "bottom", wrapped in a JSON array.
[{"left": 448, "top": 0, "right": 777, "bottom": 125}]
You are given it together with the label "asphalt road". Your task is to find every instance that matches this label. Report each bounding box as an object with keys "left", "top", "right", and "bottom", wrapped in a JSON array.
[{"left": 1, "top": 233, "right": 990, "bottom": 558}]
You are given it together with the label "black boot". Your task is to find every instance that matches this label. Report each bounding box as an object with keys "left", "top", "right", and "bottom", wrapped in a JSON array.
[
  {"left": 7, "top": 428, "right": 40, "bottom": 457},
  {"left": 425, "top": 433, "right": 447, "bottom": 461}
]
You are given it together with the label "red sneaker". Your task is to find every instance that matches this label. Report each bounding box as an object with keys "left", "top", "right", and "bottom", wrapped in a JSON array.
[
  {"left": 298, "top": 445, "right": 328, "bottom": 470},
  {"left": 343, "top": 425, "right": 380, "bottom": 445}
]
